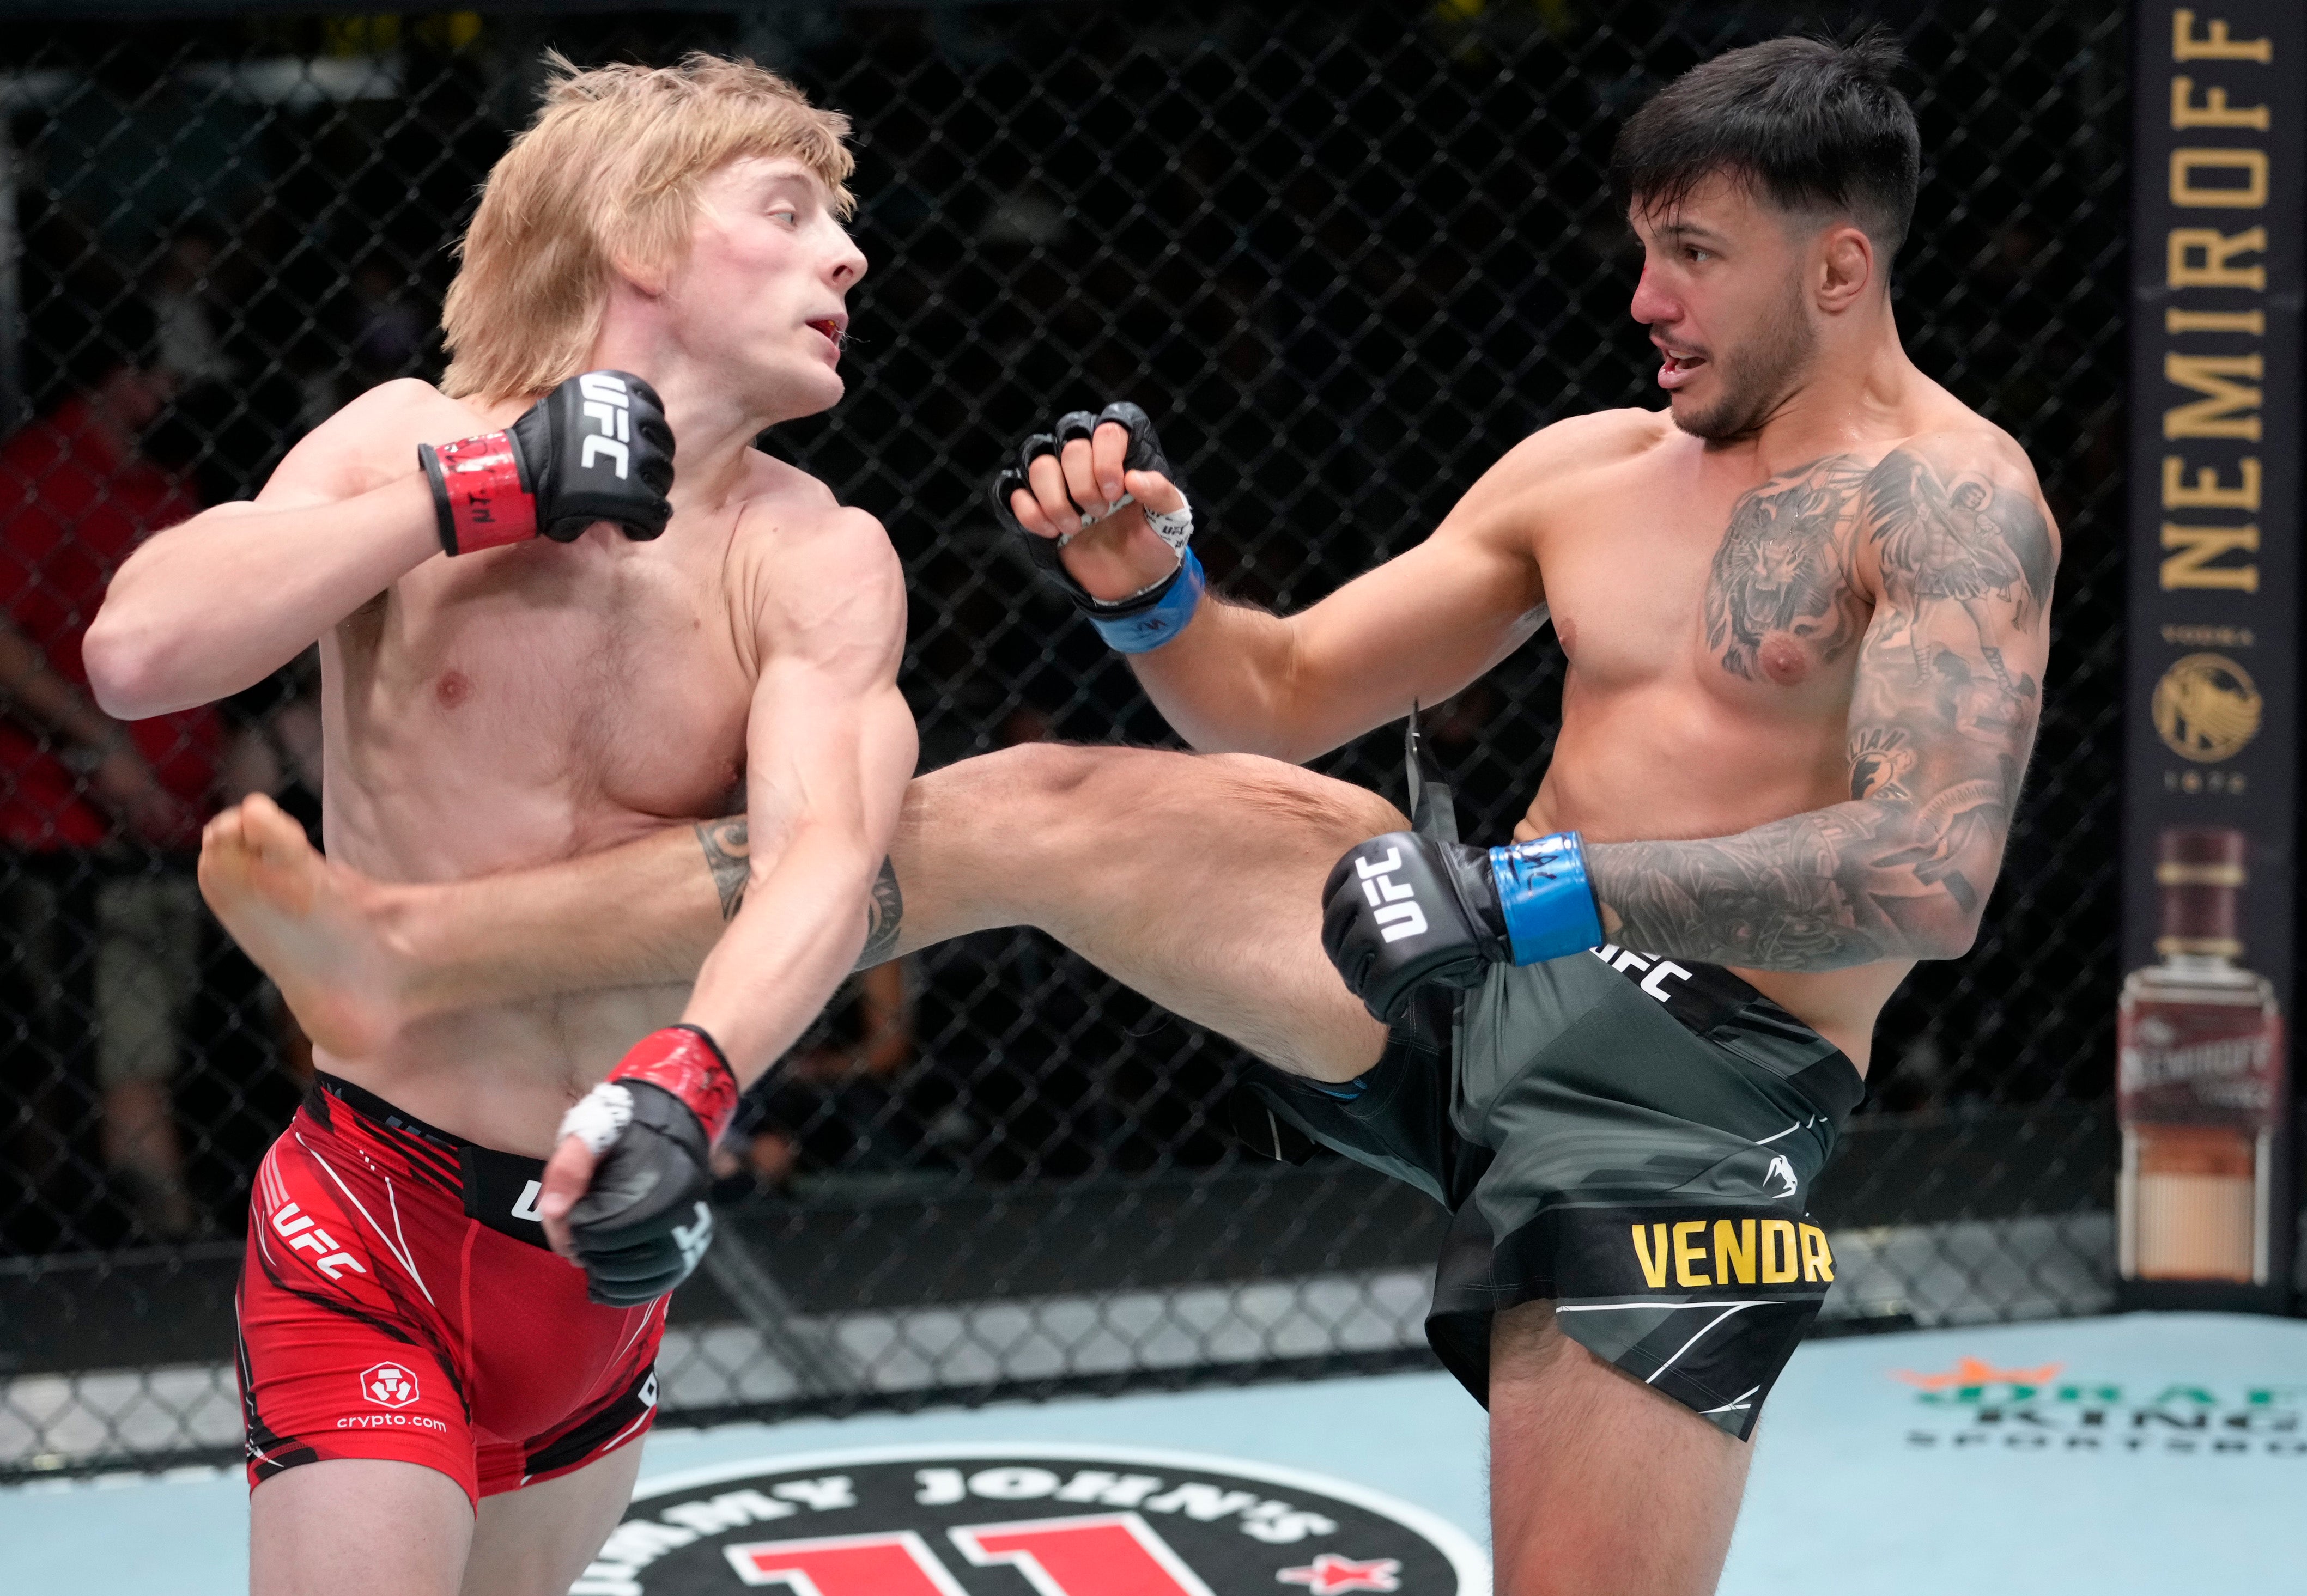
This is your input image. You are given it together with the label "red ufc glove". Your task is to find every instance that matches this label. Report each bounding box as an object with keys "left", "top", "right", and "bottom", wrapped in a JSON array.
[
  {"left": 419, "top": 369, "right": 676, "bottom": 556},
  {"left": 553, "top": 1025, "right": 739, "bottom": 1306}
]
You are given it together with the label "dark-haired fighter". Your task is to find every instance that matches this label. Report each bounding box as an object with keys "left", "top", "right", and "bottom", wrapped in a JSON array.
[{"left": 198, "top": 35, "right": 2054, "bottom": 1594}]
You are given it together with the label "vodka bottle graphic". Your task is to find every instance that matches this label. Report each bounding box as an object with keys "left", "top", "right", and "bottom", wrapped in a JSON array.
[{"left": 2117, "top": 826, "right": 2285, "bottom": 1283}]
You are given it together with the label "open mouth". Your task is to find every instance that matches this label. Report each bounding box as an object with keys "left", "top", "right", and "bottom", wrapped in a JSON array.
[
  {"left": 807, "top": 319, "right": 846, "bottom": 357},
  {"left": 1657, "top": 350, "right": 1708, "bottom": 391}
]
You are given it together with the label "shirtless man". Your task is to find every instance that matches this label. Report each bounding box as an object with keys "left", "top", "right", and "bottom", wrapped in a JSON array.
[
  {"left": 83, "top": 57, "right": 913, "bottom": 1596},
  {"left": 196, "top": 35, "right": 2055, "bottom": 1595}
]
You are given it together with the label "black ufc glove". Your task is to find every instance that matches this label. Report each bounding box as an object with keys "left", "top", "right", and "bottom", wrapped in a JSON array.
[
  {"left": 1321, "top": 831, "right": 1604, "bottom": 1023},
  {"left": 555, "top": 1024, "right": 738, "bottom": 1307},
  {"left": 990, "top": 402, "right": 1201, "bottom": 646},
  {"left": 420, "top": 369, "right": 676, "bottom": 555}
]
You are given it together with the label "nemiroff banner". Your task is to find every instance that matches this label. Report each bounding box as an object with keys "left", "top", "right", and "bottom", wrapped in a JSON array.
[{"left": 2124, "top": 4, "right": 2303, "bottom": 1307}]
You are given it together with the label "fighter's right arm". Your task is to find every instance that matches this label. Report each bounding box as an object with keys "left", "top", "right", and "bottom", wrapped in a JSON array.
[
  {"left": 1006, "top": 415, "right": 1563, "bottom": 763},
  {"left": 85, "top": 381, "right": 448, "bottom": 718}
]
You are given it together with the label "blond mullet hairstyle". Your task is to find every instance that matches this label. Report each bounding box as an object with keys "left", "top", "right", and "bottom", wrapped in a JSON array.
[{"left": 440, "top": 51, "right": 855, "bottom": 403}]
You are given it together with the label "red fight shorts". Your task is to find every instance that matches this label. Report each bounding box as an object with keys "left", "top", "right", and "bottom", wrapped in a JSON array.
[{"left": 236, "top": 1074, "right": 666, "bottom": 1506}]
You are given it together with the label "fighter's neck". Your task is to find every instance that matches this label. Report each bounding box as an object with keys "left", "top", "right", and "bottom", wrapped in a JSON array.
[
  {"left": 584, "top": 355, "right": 791, "bottom": 515},
  {"left": 1705, "top": 309, "right": 1926, "bottom": 472}
]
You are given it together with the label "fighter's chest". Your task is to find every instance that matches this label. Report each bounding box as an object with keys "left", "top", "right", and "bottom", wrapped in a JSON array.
[
  {"left": 347, "top": 544, "right": 750, "bottom": 811},
  {"left": 1540, "top": 455, "right": 1875, "bottom": 707}
]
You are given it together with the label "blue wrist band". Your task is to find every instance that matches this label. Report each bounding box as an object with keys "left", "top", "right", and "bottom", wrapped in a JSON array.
[
  {"left": 1089, "top": 547, "right": 1205, "bottom": 653},
  {"left": 1489, "top": 832, "right": 1604, "bottom": 965}
]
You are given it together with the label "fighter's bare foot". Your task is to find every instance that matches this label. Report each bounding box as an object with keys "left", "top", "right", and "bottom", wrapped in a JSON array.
[{"left": 198, "top": 794, "right": 409, "bottom": 1059}]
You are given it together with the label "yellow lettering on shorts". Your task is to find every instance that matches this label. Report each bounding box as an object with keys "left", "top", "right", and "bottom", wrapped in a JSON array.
[
  {"left": 1799, "top": 1222, "right": 1835, "bottom": 1283},
  {"left": 1631, "top": 1223, "right": 1670, "bottom": 1289},
  {"left": 1761, "top": 1219, "right": 1799, "bottom": 1284},
  {"left": 1673, "top": 1220, "right": 1711, "bottom": 1288},
  {"left": 1713, "top": 1219, "right": 1757, "bottom": 1286}
]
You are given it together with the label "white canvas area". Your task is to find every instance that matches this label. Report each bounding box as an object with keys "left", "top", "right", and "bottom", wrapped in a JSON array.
[{"left": 2, "top": 1311, "right": 2292, "bottom": 1594}]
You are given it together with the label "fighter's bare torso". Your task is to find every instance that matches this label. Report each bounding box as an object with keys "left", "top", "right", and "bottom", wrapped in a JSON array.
[
  {"left": 1495, "top": 381, "right": 2054, "bottom": 1067},
  {"left": 294, "top": 379, "right": 835, "bottom": 1150}
]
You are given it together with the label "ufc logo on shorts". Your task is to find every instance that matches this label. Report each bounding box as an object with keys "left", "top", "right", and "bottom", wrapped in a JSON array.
[
  {"left": 1591, "top": 944, "right": 1692, "bottom": 1002},
  {"left": 578, "top": 373, "right": 633, "bottom": 479},
  {"left": 1353, "top": 848, "right": 1427, "bottom": 942},
  {"left": 271, "top": 1200, "right": 367, "bottom": 1282}
]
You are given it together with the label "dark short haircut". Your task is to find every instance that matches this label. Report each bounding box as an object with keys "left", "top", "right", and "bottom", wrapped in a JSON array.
[{"left": 1609, "top": 31, "right": 1922, "bottom": 263}]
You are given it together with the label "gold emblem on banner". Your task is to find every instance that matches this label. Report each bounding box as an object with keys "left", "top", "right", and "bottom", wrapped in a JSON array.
[{"left": 2152, "top": 653, "right": 2261, "bottom": 762}]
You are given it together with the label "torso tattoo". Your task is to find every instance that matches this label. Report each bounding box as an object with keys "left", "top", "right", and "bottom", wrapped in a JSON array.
[{"left": 1588, "top": 442, "right": 2056, "bottom": 973}]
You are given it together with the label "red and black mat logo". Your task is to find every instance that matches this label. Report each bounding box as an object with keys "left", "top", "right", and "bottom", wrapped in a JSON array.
[{"left": 574, "top": 1445, "right": 1488, "bottom": 1595}]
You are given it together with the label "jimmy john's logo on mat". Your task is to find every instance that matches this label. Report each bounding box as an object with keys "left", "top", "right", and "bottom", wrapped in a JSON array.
[
  {"left": 1895, "top": 1356, "right": 2307, "bottom": 1459},
  {"left": 573, "top": 1446, "right": 1488, "bottom": 1596},
  {"left": 1629, "top": 1218, "right": 1835, "bottom": 1290}
]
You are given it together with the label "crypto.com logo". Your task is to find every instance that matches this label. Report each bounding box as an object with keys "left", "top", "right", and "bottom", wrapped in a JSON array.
[{"left": 361, "top": 1361, "right": 421, "bottom": 1410}]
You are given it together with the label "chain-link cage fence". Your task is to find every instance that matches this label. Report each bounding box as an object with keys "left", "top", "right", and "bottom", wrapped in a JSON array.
[{"left": 0, "top": 0, "right": 2127, "bottom": 1477}]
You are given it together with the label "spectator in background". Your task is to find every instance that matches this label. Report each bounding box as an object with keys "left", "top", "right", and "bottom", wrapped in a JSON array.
[{"left": 0, "top": 292, "right": 221, "bottom": 1239}]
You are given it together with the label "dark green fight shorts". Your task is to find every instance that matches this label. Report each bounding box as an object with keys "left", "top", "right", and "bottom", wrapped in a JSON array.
[{"left": 1239, "top": 948, "right": 1863, "bottom": 1441}]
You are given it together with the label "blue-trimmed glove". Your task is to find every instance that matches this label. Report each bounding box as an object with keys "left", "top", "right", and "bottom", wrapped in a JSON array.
[
  {"left": 1320, "top": 831, "right": 1604, "bottom": 1022},
  {"left": 990, "top": 401, "right": 1204, "bottom": 653}
]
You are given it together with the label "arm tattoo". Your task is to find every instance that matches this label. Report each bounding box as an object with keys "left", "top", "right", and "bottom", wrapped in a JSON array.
[
  {"left": 855, "top": 856, "right": 903, "bottom": 971},
  {"left": 1593, "top": 445, "right": 2053, "bottom": 972},
  {"left": 695, "top": 817, "right": 751, "bottom": 921},
  {"left": 698, "top": 815, "right": 903, "bottom": 966}
]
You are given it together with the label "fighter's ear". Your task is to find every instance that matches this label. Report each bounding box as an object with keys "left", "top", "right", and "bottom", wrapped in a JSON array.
[
  {"left": 606, "top": 246, "right": 670, "bottom": 299},
  {"left": 1817, "top": 223, "right": 1876, "bottom": 314}
]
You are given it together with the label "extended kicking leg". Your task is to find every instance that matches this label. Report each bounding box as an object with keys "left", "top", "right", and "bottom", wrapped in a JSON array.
[{"left": 202, "top": 743, "right": 1399, "bottom": 1081}]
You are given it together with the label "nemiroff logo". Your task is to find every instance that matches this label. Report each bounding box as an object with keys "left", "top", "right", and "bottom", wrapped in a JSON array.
[
  {"left": 1893, "top": 1356, "right": 2307, "bottom": 1457},
  {"left": 574, "top": 1446, "right": 1489, "bottom": 1596}
]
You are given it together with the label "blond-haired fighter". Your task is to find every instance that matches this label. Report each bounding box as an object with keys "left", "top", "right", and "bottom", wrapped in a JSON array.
[
  {"left": 86, "top": 56, "right": 911, "bottom": 1596},
  {"left": 196, "top": 35, "right": 2057, "bottom": 1595}
]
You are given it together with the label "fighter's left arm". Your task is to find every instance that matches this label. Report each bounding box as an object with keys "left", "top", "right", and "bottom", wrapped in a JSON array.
[
  {"left": 1586, "top": 435, "right": 2059, "bottom": 970},
  {"left": 682, "top": 505, "right": 918, "bottom": 1080}
]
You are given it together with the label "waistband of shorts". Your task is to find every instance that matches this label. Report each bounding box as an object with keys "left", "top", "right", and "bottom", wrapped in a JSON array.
[
  {"left": 306, "top": 1074, "right": 549, "bottom": 1184},
  {"left": 309, "top": 1073, "right": 472, "bottom": 1150},
  {"left": 1584, "top": 947, "right": 1866, "bottom": 1127},
  {"left": 303, "top": 1074, "right": 557, "bottom": 1248}
]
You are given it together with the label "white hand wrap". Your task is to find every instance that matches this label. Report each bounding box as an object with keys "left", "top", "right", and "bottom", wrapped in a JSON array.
[
  {"left": 1140, "top": 501, "right": 1193, "bottom": 554},
  {"left": 557, "top": 1082, "right": 635, "bottom": 1157},
  {"left": 1059, "top": 495, "right": 1197, "bottom": 607},
  {"left": 1065, "top": 494, "right": 1193, "bottom": 555}
]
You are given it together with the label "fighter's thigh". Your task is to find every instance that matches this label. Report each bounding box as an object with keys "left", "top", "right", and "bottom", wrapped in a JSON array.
[
  {"left": 891, "top": 744, "right": 1402, "bottom": 1081},
  {"left": 1487, "top": 1301, "right": 1751, "bottom": 1596},
  {"left": 460, "top": 1442, "right": 645, "bottom": 1596},
  {"left": 250, "top": 1458, "right": 472, "bottom": 1596}
]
